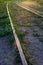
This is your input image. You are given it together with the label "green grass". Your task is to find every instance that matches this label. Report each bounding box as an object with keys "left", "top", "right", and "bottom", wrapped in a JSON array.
[
  {"left": 8, "top": 4, "right": 19, "bottom": 27},
  {"left": 0, "top": 23, "right": 12, "bottom": 37},
  {"left": 39, "top": 35, "right": 43, "bottom": 42},
  {"left": 21, "top": 43, "right": 33, "bottom": 65},
  {"left": 39, "top": 37, "right": 43, "bottom": 42},
  {"left": 32, "top": 31, "right": 43, "bottom": 42},
  {"left": 39, "top": 23, "right": 43, "bottom": 29},
  {"left": 4, "top": 24, "right": 12, "bottom": 32},
  {"left": 0, "top": 30, "right": 6, "bottom": 37},
  {"left": 0, "top": 0, "right": 11, "bottom": 2},
  {"left": 20, "top": 21, "right": 33, "bottom": 27},
  {"left": 0, "top": 30, "right": 11, "bottom": 37},
  {"left": 15, "top": 29, "right": 26, "bottom": 42},
  {"left": 32, "top": 20, "right": 43, "bottom": 29},
  {"left": 0, "top": 3, "right": 12, "bottom": 37},
  {"left": 38, "top": 0, "right": 43, "bottom": 5},
  {"left": 32, "top": 31, "right": 39, "bottom": 37},
  {"left": 0, "top": 18, "right": 10, "bottom": 26},
  {"left": 14, "top": 47, "right": 22, "bottom": 65},
  {"left": 7, "top": 33, "right": 14, "bottom": 43}
]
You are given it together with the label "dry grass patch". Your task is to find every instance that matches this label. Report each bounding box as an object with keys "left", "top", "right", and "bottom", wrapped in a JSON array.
[{"left": 22, "top": 1, "right": 40, "bottom": 7}]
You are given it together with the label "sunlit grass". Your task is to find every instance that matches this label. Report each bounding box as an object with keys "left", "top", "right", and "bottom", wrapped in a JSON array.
[{"left": 22, "top": 1, "right": 39, "bottom": 7}]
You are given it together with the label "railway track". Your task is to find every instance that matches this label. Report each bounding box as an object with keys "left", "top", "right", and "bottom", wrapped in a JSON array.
[
  {"left": 6, "top": 3, "right": 28, "bottom": 65},
  {"left": 16, "top": 2, "right": 43, "bottom": 18}
]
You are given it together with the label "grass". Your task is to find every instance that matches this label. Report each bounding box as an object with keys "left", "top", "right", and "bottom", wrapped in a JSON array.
[
  {"left": 39, "top": 23, "right": 43, "bottom": 29},
  {"left": 0, "top": 0, "right": 11, "bottom": 3},
  {"left": 8, "top": 4, "right": 19, "bottom": 27},
  {"left": 4, "top": 24, "right": 12, "bottom": 32},
  {"left": 39, "top": 35, "right": 43, "bottom": 42},
  {"left": 39, "top": 37, "right": 43, "bottom": 42},
  {"left": 0, "top": 23, "right": 12, "bottom": 37},
  {"left": 14, "top": 47, "right": 22, "bottom": 65},
  {"left": 32, "top": 31, "right": 39, "bottom": 37},
  {"left": 26, "top": 0, "right": 43, "bottom": 10},
  {"left": 7, "top": 33, "right": 15, "bottom": 44},
  {"left": 0, "top": 18, "right": 10, "bottom": 26},
  {"left": 38, "top": 0, "right": 43, "bottom": 5},
  {"left": 21, "top": 43, "right": 33, "bottom": 65},
  {"left": 20, "top": 21, "right": 33, "bottom": 27},
  {"left": 32, "top": 20, "right": 39, "bottom": 24},
  {"left": 0, "top": 3, "right": 12, "bottom": 37},
  {"left": 32, "top": 31, "right": 43, "bottom": 42},
  {"left": 32, "top": 19, "right": 43, "bottom": 29},
  {"left": 15, "top": 29, "right": 26, "bottom": 42},
  {"left": 0, "top": 30, "right": 11, "bottom": 37},
  {"left": 0, "top": 30, "right": 6, "bottom": 37}
]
